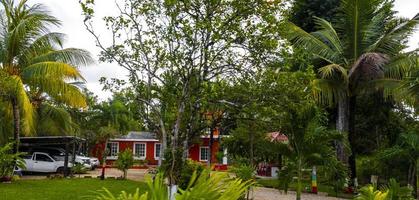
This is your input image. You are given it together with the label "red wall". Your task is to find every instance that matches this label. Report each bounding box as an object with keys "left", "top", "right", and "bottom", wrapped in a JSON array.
[{"left": 92, "top": 138, "right": 221, "bottom": 167}]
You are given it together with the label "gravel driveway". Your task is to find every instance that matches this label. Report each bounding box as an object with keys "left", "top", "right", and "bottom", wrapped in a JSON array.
[{"left": 253, "top": 187, "right": 346, "bottom": 200}]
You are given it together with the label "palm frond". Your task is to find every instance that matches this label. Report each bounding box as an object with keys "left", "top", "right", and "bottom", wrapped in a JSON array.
[
  {"left": 284, "top": 22, "right": 343, "bottom": 64},
  {"left": 311, "top": 79, "right": 347, "bottom": 105},
  {"left": 30, "top": 48, "right": 94, "bottom": 67},
  {"left": 368, "top": 13, "right": 419, "bottom": 54},
  {"left": 318, "top": 63, "right": 349, "bottom": 81},
  {"left": 22, "top": 61, "right": 84, "bottom": 81},
  {"left": 9, "top": 75, "right": 34, "bottom": 136},
  {"left": 312, "top": 17, "right": 347, "bottom": 65},
  {"left": 384, "top": 54, "right": 419, "bottom": 80}
]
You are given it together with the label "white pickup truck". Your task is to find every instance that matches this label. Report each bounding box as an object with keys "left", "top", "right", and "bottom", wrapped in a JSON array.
[{"left": 22, "top": 152, "right": 72, "bottom": 173}]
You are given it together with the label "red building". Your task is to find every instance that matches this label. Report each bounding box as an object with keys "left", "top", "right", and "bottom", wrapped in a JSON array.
[{"left": 92, "top": 131, "right": 227, "bottom": 168}]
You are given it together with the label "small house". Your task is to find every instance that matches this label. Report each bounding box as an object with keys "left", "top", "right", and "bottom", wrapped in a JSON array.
[{"left": 91, "top": 130, "right": 227, "bottom": 168}]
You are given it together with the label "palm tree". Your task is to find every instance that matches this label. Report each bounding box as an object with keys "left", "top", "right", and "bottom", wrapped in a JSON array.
[
  {"left": 0, "top": 0, "right": 93, "bottom": 152},
  {"left": 278, "top": 103, "right": 343, "bottom": 200},
  {"left": 285, "top": 0, "right": 419, "bottom": 182}
]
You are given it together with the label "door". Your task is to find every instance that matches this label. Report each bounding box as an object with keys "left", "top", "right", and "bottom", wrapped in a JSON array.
[{"left": 33, "top": 153, "right": 56, "bottom": 172}]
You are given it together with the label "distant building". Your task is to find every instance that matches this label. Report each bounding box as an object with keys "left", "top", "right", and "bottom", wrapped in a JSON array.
[{"left": 91, "top": 130, "right": 227, "bottom": 169}]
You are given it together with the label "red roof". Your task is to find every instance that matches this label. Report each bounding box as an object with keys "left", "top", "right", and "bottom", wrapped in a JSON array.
[{"left": 266, "top": 132, "right": 288, "bottom": 142}]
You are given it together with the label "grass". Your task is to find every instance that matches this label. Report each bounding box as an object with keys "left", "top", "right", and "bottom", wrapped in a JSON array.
[{"left": 0, "top": 178, "right": 147, "bottom": 200}]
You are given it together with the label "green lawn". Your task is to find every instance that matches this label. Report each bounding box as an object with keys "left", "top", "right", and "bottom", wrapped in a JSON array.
[{"left": 0, "top": 178, "right": 147, "bottom": 200}]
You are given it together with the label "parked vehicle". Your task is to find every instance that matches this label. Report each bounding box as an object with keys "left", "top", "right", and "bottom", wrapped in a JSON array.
[
  {"left": 22, "top": 152, "right": 72, "bottom": 173},
  {"left": 20, "top": 147, "right": 93, "bottom": 169}
]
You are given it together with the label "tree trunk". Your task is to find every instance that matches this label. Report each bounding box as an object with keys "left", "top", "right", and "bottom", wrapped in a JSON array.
[
  {"left": 348, "top": 96, "right": 357, "bottom": 187},
  {"left": 416, "top": 159, "right": 418, "bottom": 200},
  {"left": 336, "top": 96, "right": 349, "bottom": 163},
  {"left": 12, "top": 98, "right": 20, "bottom": 153},
  {"left": 208, "top": 126, "right": 214, "bottom": 167},
  {"left": 159, "top": 117, "right": 167, "bottom": 166},
  {"left": 170, "top": 99, "right": 185, "bottom": 186},
  {"left": 100, "top": 139, "right": 108, "bottom": 180}
]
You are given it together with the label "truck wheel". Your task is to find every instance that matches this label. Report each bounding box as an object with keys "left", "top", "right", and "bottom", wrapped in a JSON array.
[{"left": 56, "top": 167, "right": 65, "bottom": 174}]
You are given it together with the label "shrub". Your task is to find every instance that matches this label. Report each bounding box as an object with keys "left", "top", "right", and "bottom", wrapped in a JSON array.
[
  {"left": 72, "top": 163, "right": 88, "bottom": 177},
  {"left": 0, "top": 143, "right": 25, "bottom": 180},
  {"left": 354, "top": 179, "right": 414, "bottom": 200},
  {"left": 178, "top": 160, "right": 205, "bottom": 190},
  {"left": 91, "top": 170, "right": 252, "bottom": 200},
  {"left": 115, "top": 149, "right": 134, "bottom": 179}
]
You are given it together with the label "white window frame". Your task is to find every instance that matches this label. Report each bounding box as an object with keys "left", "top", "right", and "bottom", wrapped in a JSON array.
[
  {"left": 199, "top": 146, "right": 209, "bottom": 162},
  {"left": 133, "top": 143, "right": 147, "bottom": 160},
  {"left": 107, "top": 142, "right": 119, "bottom": 159},
  {"left": 154, "top": 143, "right": 161, "bottom": 159}
]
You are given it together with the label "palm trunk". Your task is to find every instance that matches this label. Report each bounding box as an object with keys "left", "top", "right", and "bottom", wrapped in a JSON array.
[
  {"left": 336, "top": 96, "right": 349, "bottom": 163},
  {"left": 12, "top": 98, "right": 20, "bottom": 153},
  {"left": 296, "top": 158, "right": 302, "bottom": 200},
  {"left": 348, "top": 96, "right": 357, "bottom": 187}
]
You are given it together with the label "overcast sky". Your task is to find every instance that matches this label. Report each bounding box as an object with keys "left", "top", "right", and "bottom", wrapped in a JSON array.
[{"left": 30, "top": 0, "right": 419, "bottom": 101}]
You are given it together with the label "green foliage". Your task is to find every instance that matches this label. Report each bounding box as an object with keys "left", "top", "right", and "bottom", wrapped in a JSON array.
[
  {"left": 0, "top": 0, "right": 93, "bottom": 141},
  {"left": 355, "top": 185, "right": 389, "bottom": 200},
  {"left": 230, "top": 164, "right": 255, "bottom": 182},
  {"left": 355, "top": 179, "right": 414, "bottom": 200},
  {"left": 0, "top": 143, "right": 25, "bottom": 178},
  {"left": 92, "top": 170, "right": 252, "bottom": 200},
  {"left": 178, "top": 160, "right": 205, "bottom": 190},
  {"left": 115, "top": 149, "right": 135, "bottom": 179},
  {"left": 72, "top": 163, "right": 88, "bottom": 175}
]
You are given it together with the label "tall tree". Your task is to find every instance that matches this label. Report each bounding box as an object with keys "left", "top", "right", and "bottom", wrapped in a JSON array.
[
  {"left": 0, "top": 0, "right": 93, "bottom": 152},
  {"left": 81, "top": 0, "right": 284, "bottom": 190},
  {"left": 285, "top": 0, "right": 419, "bottom": 183}
]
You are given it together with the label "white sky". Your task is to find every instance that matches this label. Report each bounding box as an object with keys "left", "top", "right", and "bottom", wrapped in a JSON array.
[{"left": 29, "top": 0, "right": 419, "bottom": 100}]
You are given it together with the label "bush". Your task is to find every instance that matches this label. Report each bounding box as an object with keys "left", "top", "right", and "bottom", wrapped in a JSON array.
[
  {"left": 178, "top": 160, "right": 205, "bottom": 190},
  {"left": 0, "top": 143, "right": 25, "bottom": 180},
  {"left": 92, "top": 170, "right": 252, "bottom": 200},
  {"left": 354, "top": 179, "right": 414, "bottom": 200},
  {"left": 72, "top": 163, "right": 88, "bottom": 177},
  {"left": 115, "top": 149, "right": 134, "bottom": 179}
]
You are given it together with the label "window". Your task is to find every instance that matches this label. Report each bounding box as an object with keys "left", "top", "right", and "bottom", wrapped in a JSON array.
[
  {"left": 155, "top": 143, "right": 161, "bottom": 158},
  {"left": 199, "top": 147, "right": 209, "bottom": 161},
  {"left": 134, "top": 143, "right": 146, "bottom": 159},
  {"left": 35, "top": 154, "right": 53, "bottom": 162},
  {"left": 107, "top": 142, "right": 119, "bottom": 157}
]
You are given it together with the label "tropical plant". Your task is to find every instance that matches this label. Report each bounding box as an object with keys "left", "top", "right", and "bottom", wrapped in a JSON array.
[
  {"left": 0, "top": 143, "right": 25, "bottom": 179},
  {"left": 91, "top": 170, "right": 252, "bottom": 200},
  {"left": 72, "top": 163, "right": 88, "bottom": 178},
  {"left": 115, "top": 149, "right": 135, "bottom": 180},
  {"left": 0, "top": 0, "right": 93, "bottom": 152},
  {"left": 355, "top": 185, "right": 389, "bottom": 200},
  {"left": 230, "top": 164, "right": 255, "bottom": 200},
  {"left": 284, "top": 0, "right": 419, "bottom": 182},
  {"left": 383, "top": 178, "right": 414, "bottom": 200},
  {"left": 278, "top": 104, "right": 344, "bottom": 200},
  {"left": 354, "top": 179, "right": 414, "bottom": 200},
  {"left": 377, "top": 130, "right": 419, "bottom": 193}
]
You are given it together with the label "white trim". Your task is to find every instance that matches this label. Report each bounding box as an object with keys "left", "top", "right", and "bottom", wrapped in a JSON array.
[
  {"left": 199, "top": 146, "right": 210, "bottom": 162},
  {"left": 109, "top": 139, "right": 159, "bottom": 142},
  {"left": 154, "top": 143, "right": 161, "bottom": 159},
  {"left": 133, "top": 142, "right": 147, "bottom": 160},
  {"left": 106, "top": 142, "right": 119, "bottom": 160}
]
